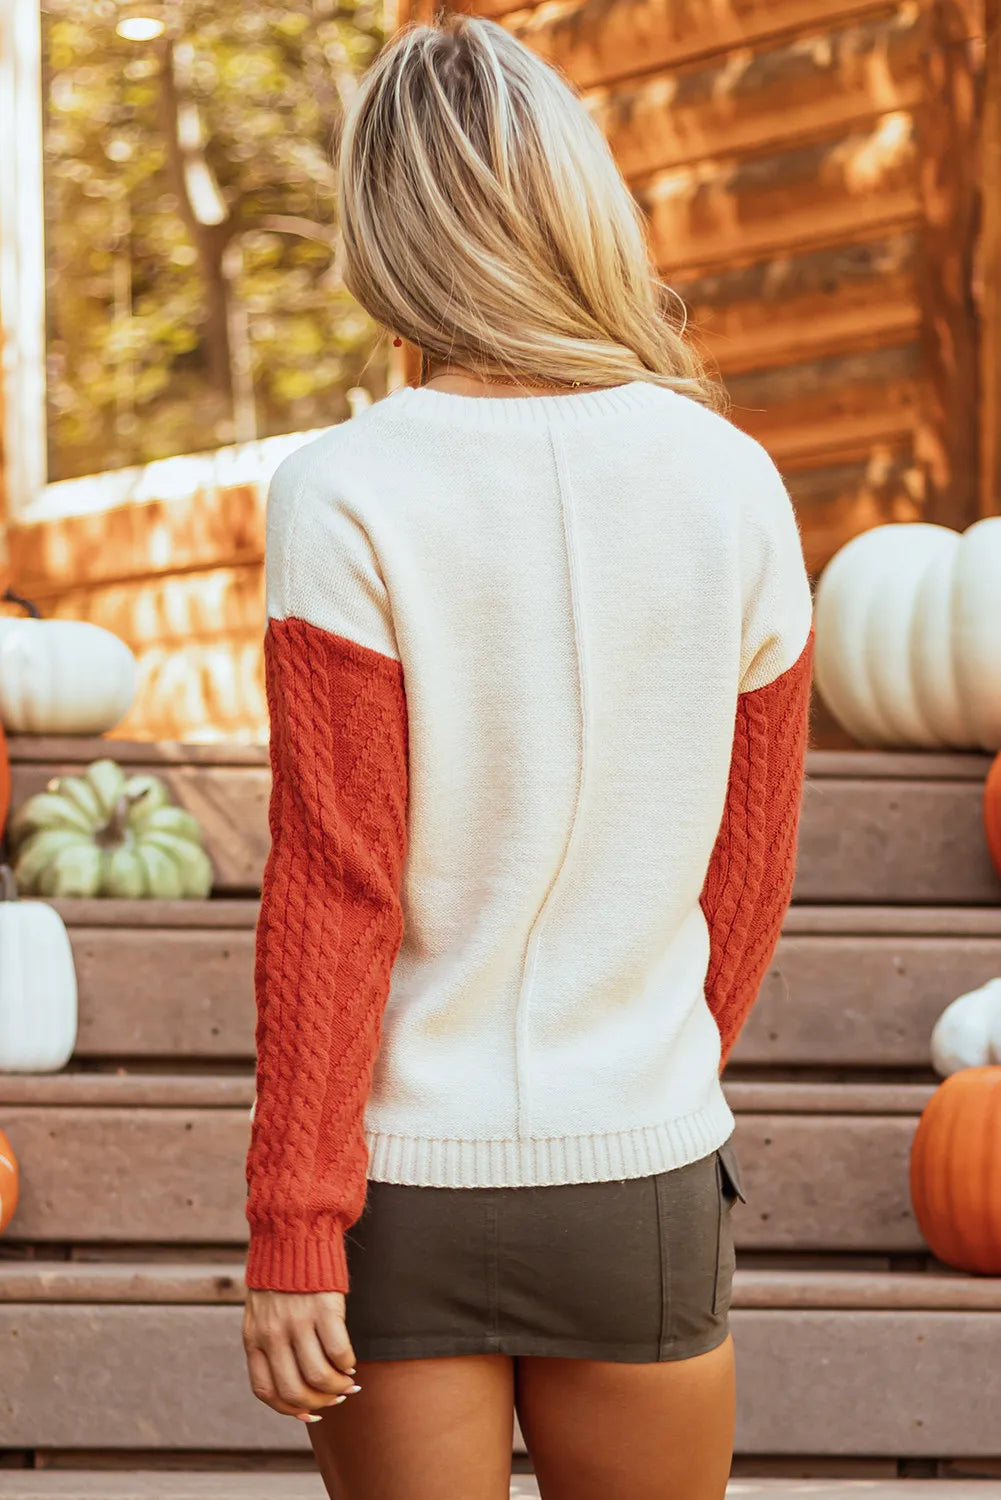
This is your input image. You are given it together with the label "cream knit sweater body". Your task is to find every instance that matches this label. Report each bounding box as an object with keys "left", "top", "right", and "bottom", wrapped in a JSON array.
[{"left": 263, "top": 379, "right": 814, "bottom": 1192}]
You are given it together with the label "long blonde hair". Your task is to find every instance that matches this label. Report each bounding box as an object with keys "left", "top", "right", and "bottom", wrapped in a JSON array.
[{"left": 337, "top": 15, "right": 723, "bottom": 409}]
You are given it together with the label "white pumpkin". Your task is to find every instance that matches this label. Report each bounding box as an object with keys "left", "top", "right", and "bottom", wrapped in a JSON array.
[
  {"left": 931, "top": 978, "right": 1001, "bottom": 1077},
  {"left": 0, "top": 868, "right": 78, "bottom": 1072},
  {"left": 814, "top": 517, "right": 1001, "bottom": 750},
  {"left": 0, "top": 596, "right": 137, "bottom": 735}
]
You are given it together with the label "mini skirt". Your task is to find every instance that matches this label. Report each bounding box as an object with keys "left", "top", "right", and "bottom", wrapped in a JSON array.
[{"left": 344, "top": 1133, "right": 746, "bottom": 1363}]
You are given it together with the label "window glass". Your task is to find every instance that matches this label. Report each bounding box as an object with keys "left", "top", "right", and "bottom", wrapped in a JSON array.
[{"left": 41, "top": 0, "right": 385, "bottom": 481}]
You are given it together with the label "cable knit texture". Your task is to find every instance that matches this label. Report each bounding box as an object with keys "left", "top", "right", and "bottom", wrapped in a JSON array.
[
  {"left": 244, "top": 380, "right": 814, "bottom": 1291},
  {"left": 245, "top": 618, "right": 408, "bottom": 1292},
  {"left": 701, "top": 628, "right": 815, "bottom": 1066}
]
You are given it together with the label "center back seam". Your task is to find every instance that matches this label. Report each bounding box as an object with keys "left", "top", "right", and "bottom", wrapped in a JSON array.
[{"left": 512, "top": 420, "right": 592, "bottom": 1138}]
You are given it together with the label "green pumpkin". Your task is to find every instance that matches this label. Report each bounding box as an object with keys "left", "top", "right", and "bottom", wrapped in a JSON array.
[{"left": 9, "top": 759, "right": 213, "bottom": 899}]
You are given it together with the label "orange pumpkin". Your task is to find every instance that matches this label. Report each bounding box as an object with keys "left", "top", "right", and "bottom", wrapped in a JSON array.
[
  {"left": 986, "top": 752, "right": 1001, "bottom": 880},
  {"left": 910, "top": 1067, "right": 1001, "bottom": 1273},
  {"left": 0, "top": 1128, "right": 18, "bottom": 1234}
]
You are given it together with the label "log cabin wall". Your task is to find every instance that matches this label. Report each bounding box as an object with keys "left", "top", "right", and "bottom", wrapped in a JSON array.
[
  {"left": 1, "top": 0, "right": 997, "bottom": 743},
  {"left": 3, "top": 479, "right": 272, "bottom": 743},
  {"left": 442, "top": 0, "right": 992, "bottom": 567}
]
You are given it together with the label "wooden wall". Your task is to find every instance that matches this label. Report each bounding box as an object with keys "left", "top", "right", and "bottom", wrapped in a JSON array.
[
  {"left": 1, "top": 0, "right": 998, "bottom": 742},
  {"left": 442, "top": 0, "right": 994, "bottom": 573},
  {"left": 3, "top": 483, "right": 270, "bottom": 743}
]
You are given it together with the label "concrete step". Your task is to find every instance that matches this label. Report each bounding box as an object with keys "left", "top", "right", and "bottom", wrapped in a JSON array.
[
  {"left": 10, "top": 738, "right": 1001, "bottom": 903},
  {"left": 40, "top": 896, "right": 1001, "bottom": 1069},
  {"left": 0, "top": 1263, "right": 999, "bottom": 1457},
  {"left": 0, "top": 1073, "right": 940, "bottom": 1253},
  {"left": 1, "top": 1477, "right": 1001, "bottom": 1499}
]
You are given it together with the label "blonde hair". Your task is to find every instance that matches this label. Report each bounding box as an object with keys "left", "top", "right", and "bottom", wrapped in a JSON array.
[{"left": 337, "top": 15, "right": 724, "bottom": 409}]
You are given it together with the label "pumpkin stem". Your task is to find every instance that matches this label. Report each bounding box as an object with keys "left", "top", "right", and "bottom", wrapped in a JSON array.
[
  {"left": 2, "top": 589, "right": 42, "bottom": 620},
  {"left": 95, "top": 789, "right": 149, "bottom": 849},
  {"left": 0, "top": 865, "right": 18, "bottom": 902}
]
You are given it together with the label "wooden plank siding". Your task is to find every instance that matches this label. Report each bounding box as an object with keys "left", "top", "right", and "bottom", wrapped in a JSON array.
[
  {"left": 587, "top": 10, "right": 925, "bottom": 179},
  {"left": 1, "top": 0, "right": 995, "bottom": 744},
  {"left": 3, "top": 483, "right": 270, "bottom": 742},
  {"left": 490, "top": 0, "right": 922, "bottom": 86},
  {"left": 495, "top": 0, "right": 983, "bottom": 552}
]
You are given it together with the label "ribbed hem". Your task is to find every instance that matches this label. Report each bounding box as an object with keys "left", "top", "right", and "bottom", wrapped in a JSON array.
[
  {"left": 245, "top": 1226, "right": 349, "bottom": 1293},
  {"left": 365, "top": 1088, "right": 735, "bottom": 1188},
  {"left": 377, "top": 378, "right": 667, "bottom": 433}
]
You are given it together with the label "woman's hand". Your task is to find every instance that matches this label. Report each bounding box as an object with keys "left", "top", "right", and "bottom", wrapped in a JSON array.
[{"left": 243, "top": 1289, "right": 360, "bottom": 1422}]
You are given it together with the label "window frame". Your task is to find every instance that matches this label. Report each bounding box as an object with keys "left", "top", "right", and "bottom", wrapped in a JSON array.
[
  {"left": 0, "top": 0, "right": 47, "bottom": 519},
  {"left": 0, "top": 0, "right": 390, "bottom": 526}
]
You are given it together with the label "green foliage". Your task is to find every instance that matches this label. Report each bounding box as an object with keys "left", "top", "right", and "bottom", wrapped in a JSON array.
[{"left": 42, "top": 0, "right": 386, "bottom": 481}]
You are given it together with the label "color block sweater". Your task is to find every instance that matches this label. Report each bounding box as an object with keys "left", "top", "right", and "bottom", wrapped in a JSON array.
[{"left": 245, "top": 379, "right": 815, "bottom": 1294}]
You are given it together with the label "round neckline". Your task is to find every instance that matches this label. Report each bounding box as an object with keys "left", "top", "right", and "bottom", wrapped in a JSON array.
[{"left": 379, "top": 378, "right": 666, "bottom": 432}]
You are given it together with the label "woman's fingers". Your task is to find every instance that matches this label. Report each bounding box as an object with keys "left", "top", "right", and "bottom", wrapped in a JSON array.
[
  {"left": 292, "top": 1321, "right": 358, "bottom": 1397},
  {"left": 245, "top": 1346, "right": 310, "bottom": 1419},
  {"left": 316, "top": 1304, "right": 358, "bottom": 1375},
  {"left": 261, "top": 1336, "right": 341, "bottom": 1413},
  {"left": 243, "top": 1289, "right": 360, "bottom": 1419}
]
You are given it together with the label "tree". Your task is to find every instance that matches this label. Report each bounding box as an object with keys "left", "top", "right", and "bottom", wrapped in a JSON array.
[{"left": 41, "top": 0, "right": 386, "bottom": 481}]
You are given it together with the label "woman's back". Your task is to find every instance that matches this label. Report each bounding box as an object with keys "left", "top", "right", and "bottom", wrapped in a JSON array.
[
  {"left": 242, "top": 18, "right": 815, "bottom": 1492},
  {"left": 261, "top": 376, "right": 812, "bottom": 1189}
]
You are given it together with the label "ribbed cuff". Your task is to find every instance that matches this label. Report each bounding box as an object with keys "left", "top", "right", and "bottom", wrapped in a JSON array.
[{"left": 245, "top": 1226, "right": 349, "bottom": 1293}]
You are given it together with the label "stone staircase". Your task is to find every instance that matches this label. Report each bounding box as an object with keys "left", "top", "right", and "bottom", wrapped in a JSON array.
[{"left": 1, "top": 739, "right": 1001, "bottom": 1492}]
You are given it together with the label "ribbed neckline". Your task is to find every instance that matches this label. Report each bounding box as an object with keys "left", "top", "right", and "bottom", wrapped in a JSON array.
[{"left": 377, "top": 378, "right": 665, "bottom": 432}]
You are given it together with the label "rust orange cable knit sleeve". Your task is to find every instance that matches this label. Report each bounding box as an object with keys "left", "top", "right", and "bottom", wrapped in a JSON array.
[
  {"left": 245, "top": 616, "right": 408, "bottom": 1293},
  {"left": 700, "top": 627, "right": 814, "bottom": 1067}
]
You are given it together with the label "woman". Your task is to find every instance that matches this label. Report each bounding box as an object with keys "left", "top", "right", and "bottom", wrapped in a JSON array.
[{"left": 242, "top": 15, "right": 813, "bottom": 1500}]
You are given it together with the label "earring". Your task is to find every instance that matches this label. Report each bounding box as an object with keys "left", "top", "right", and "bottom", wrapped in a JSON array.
[{"left": 393, "top": 336, "right": 402, "bottom": 347}]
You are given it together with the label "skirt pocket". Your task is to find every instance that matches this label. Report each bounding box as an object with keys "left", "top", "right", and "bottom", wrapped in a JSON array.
[
  {"left": 712, "top": 1136, "right": 745, "bottom": 1316},
  {"left": 717, "top": 1134, "right": 747, "bottom": 1206}
]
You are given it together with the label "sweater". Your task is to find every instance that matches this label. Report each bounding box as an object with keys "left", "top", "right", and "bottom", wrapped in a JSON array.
[{"left": 245, "top": 379, "right": 815, "bottom": 1293}]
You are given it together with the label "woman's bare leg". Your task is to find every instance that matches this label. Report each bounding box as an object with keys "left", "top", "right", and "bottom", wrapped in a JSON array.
[
  {"left": 515, "top": 1335, "right": 735, "bottom": 1500},
  {"left": 309, "top": 1353, "right": 515, "bottom": 1500}
]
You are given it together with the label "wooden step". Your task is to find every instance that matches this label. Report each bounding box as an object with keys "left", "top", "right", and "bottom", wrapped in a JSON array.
[
  {"left": 794, "top": 751, "right": 999, "bottom": 905},
  {"left": 0, "top": 1076, "right": 936, "bottom": 1252},
  {"left": 0, "top": 1483, "right": 331, "bottom": 1500},
  {"left": 730, "top": 1490, "right": 1001, "bottom": 1498},
  {"left": 44, "top": 898, "right": 1001, "bottom": 1067},
  {"left": 3, "top": 1262, "right": 999, "bottom": 1311},
  {"left": 0, "top": 1265, "right": 997, "bottom": 1455},
  {"left": 9, "top": 741, "right": 1001, "bottom": 904},
  {"left": 0, "top": 1482, "right": 1000, "bottom": 1500},
  {"left": 743, "top": 906, "right": 1001, "bottom": 1068},
  {"left": 0, "top": 1480, "right": 543, "bottom": 1500}
]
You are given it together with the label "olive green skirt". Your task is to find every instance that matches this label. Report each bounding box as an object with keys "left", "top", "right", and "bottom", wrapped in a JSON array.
[{"left": 344, "top": 1135, "right": 745, "bottom": 1363}]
